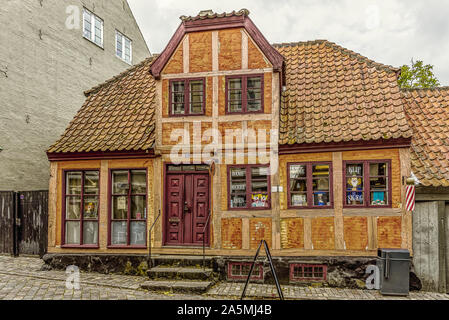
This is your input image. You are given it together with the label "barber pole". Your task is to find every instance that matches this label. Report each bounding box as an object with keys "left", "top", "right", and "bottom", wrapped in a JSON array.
[{"left": 406, "top": 184, "right": 416, "bottom": 212}]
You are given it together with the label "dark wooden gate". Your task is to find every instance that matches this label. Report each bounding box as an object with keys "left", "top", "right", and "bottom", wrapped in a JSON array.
[{"left": 0, "top": 191, "right": 48, "bottom": 257}]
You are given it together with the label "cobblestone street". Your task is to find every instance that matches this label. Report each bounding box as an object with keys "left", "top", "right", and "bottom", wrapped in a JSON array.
[{"left": 0, "top": 255, "right": 448, "bottom": 300}]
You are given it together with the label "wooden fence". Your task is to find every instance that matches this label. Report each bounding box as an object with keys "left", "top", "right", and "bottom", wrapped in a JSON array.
[{"left": 0, "top": 191, "right": 48, "bottom": 257}]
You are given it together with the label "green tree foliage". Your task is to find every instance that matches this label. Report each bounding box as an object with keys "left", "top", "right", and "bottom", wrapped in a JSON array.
[{"left": 398, "top": 59, "right": 440, "bottom": 89}]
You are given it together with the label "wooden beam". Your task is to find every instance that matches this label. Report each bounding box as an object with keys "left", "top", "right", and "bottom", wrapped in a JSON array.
[
  {"left": 333, "top": 152, "right": 344, "bottom": 250},
  {"left": 438, "top": 201, "right": 447, "bottom": 293},
  {"left": 242, "top": 218, "right": 250, "bottom": 250},
  {"left": 48, "top": 162, "right": 58, "bottom": 249},
  {"left": 99, "top": 160, "right": 109, "bottom": 249},
  {"left": 183, "top": 34, "right": 189, "bottom": 73}
]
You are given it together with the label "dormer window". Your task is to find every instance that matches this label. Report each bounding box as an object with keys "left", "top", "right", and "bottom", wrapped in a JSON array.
[
  {"left": 169, "top": 78, "right": 205, "bottom": 116},
  {"left": 226, "top": 75, "right": 264, "bottom": 114}
]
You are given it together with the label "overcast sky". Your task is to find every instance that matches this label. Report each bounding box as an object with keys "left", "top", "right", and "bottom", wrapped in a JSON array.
[{"left": 128, "top": 0, "right": 449, "bottom": 85}]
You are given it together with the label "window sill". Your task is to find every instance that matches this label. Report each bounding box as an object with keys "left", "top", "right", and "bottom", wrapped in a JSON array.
[
  {"left": 61, "top": 245, "right": 99, "bottom": 249},
  {"left": 83, "top": 36, "right": 104, "bottom": 50},
  {"left": 288, "top": 206, "right": 334, "bottom": 210},
  {"left": 227, "top": 207, "right": 272, "bottom": 211},
  {"left": 107, "top": 245, "right": 147, "bottom": 249}
]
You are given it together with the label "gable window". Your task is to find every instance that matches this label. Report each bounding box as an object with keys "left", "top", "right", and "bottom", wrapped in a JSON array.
[
  {"left": 169, "top": 78, "right": 205, "bottom": 116},
  {"left": 116, "top": 31, "right": 132, "bottom": 64},
  {"left": 83, "top": 8, "right": 103, "bottom": 47},
  {"left": 226, "top": 75, "right": 264, "bottom": 114},
  {"left": 63, "top": 170, "right": 99, "bottom": 247},
  {"left": 228, "top": 165, "right": 270, "bottom": 210},
  {"left": 287, "top": 162, "right": 333, "bottom": 209},
  {"left": 344, "top": 161, "right": 391, "bottom": 207},
  {"left": 110, "top": 169, "right": 147, "bottom": 247}
]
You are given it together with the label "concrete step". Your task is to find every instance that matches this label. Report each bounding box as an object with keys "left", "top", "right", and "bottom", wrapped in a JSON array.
[
  {"left": 140, "top": 280, "right": 214, "bottom": 294},
  {"left": 148, "top": 266, "right": 213, "bottom": 281},
  {"left": 152, "top": 255, "right": 214, "bottom": 268}
]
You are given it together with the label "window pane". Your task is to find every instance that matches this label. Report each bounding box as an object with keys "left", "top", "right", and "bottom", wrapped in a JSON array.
[
  {"left": 290, "top": 165, "right": 306, "bottom": 179},
  {"left": 370, "top": 163, "right": 387, "bottom": 177},
  {"left": 131, "top": 170, "right": 146, "bottom": 194},
  {"left": 251, "top": 167, "right": 268, "bottom": 193},
  {"left": 190, "top": 80, "right": 203, "bottom": 92},
  {"left": 247, "top": 89, "right": 262, "bottom": 100},
  {"left": 112, "top": 196, "right": 128, "bottom": 220},
  {"left": 125, "top": 38, "right": 131, "bottom": 62},
  {"left": 229, "top": 90, "right": 242, "bottom": 101},
  {"left": 247, "top": 100, "right": 261, "bottom": 112},
  {"left": 172, "top": 81, "right": 184, "bottom": 92},
  {"left": 346, "top": 164, "right": 363, "bottom": 177},
  {"left": 130, "top": 221, "right": 146, "bottom": 245},
  {"left": 230, "top": 194, "right": 246, "bottom": 208},
  {"left": 116, "top": 33, "right": 123, "bottom": 57},
  {"left": 83, "top": 196, "right": 98, "bottom": 219},
  {"left": 251, "top": 193, "right": 269, "bottom": 208},
  {"left": 290, "top": 179, "right": 307, "bottom": 192},
  {"left": 83, "top": 221, "right": 98, "bottom": 245},
  {"left": 172, "top": 103, "right": 185, "bottom": 115},
  {"left": 66, "top": 197, "right": 81, "bottom": 219},
  {"left": 84, "top": 171, "right": 99, "bottom": 195},
  {"left": 94, "top": 17, "right": 102, "bottom": 45},
  {"left": 347, "top": 192, "right": 364, "bottom": 205},
  {"left": 229, "top": 78, "right": 242, "bottom": 89},
  {"left": 66, "top": 221, "right": 80, "bottom": 245},
  {"left": 313, "top": 192, "right": 330, "bottom": 206},
  {"left": 371, "top": 191, "right": 387, "bottom": 206},
  {"left": 247, "top": 77, "right": 261, "bottom": 88},
  {"left": 131, "top": 196, "right": 146, "bottom": 220},
  {"left": 66, "top": 172, "right": 82, "bottom": 195},
  {"left": 229, "top": 101, "right": 242, "bottom": 113},
  {"left": 83, "top": 11, "right": 92, "bottom": 39},
  {"left": 112, "top": 171, "right": 128, "bottom": 194},
  {"left": 111, "top": 221, "right": 127, "bottom": 245},
  {"left": 230, "top": 168, "right": 246, "bottom": 192},
  {"left": 291, "top": 193, "right": 307, "bottom": 206}
]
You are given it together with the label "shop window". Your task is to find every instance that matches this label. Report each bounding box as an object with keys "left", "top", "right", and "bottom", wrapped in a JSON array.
[
  {"left": 287, "top": 163, "right": 333, "bottom": 209},
  {"left": 169, "top": 78, "right": 205, "bottom": 116},
  {"left": 63, "top": 170, "right": 100, "bottom": 246},
  {"left": 227, "top": 262, "right": 263, "bottom": 280},
  {"left": 226, "top": 75, "right": 264, "bottom": 114},
  {"left": 344, "top": 161, "right": 391, "bottom": 207},
  {"left": 290, "top": 264, "right": 327, "bottom": 282},
  {"left": 228, "top": 165, "right": 270, "bottom": 210},
  {"left": 110, "top": 169, "right": 147, "bottom": 247}
]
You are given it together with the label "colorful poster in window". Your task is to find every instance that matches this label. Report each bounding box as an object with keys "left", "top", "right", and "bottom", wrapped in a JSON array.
[{"left": 251, "top": 194, "right": 268, "bottom": 207}]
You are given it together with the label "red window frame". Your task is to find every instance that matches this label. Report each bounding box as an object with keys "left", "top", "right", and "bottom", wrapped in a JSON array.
[
  {"left": 225, "top": 74, "right": 264, "bottom": 114},
  {"left": 343, "top": 160, "right": 392, "bottom": 208},
  {"left": 61, "top": 169, "right": 100, "bottom": 248},
  {"left": 108, "top": 168, "right": 148, "bottom": 248},
  {"left": 227, "top": 262, "right": 264, "bottom": 281},
  {"left": 227, "top": 165, "right": 271, "bottom": 211},
  {"left": 287, "top": 162, "right": 334, "bottom": 209},
  {"left": 290, "top": 264, "right": 327, "bottom": 282},
  {"left": 168, "top": 78, "right": 206, "bottom": 117}
]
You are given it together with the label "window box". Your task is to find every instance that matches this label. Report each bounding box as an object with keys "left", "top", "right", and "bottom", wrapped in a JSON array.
[
  {"left": 83, "top": 8, "right": 103, "bottom": 48},
  {"left": 287, "top": 162, "right": 333, "bottom": 209},
  {"left": 109, "top": 169, "right": 148, "bottom": 248},
  {"left": 290, "top": 264, "right": 327, "bottom": 282},
  {"left": 225, "top": 75, "right": 264, "bottom": 114},
  {"left": 169, "top": 78, "right": 206, "bottom": 116},
  {"left": 62, "top": 170, "right": 100, "bottom": 246},
  {"left": 343, "top": 160, "right": 392, "bottom": 208},
  {"left": 228, "top": 165, "right": 271, "bottom": 210}
]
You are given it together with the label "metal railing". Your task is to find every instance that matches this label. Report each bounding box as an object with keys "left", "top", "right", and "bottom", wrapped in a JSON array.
[
  {"left": 240, "top": 240, "right": 284, "bottom": 300},
  {"left": 202, "top": 210, "right": 212, "bottom": 271},
  {"left": 147, "top": 210, "right": 161, "bottom": 270}
]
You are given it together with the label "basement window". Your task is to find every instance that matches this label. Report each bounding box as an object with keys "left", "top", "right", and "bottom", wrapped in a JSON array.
[
  {"left": 290, "top": 264, "right": 327, "bottom": 282},
  {"left": 227, "top": 262, "right": 263, "bottom": 280},
  {"left": 83, "top": 8, "right": 103, "bottom": 48}
]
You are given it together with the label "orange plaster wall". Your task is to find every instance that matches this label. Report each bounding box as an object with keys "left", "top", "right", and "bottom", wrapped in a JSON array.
[
  {"left": 280, "top": 218, "right": 305, "bottom": 249},
  {"left": 311, "top": 217, "right": 335, "bottom": 250},
  {"left": 218, "top": 28, "right": 242, "bottom": 71},
  {"left": 161, "top": 122, "right": 185, "bottom": 145},
  {"left": 377, "top": 216, "right": 402, "bottom": 248},
  {"left": 250, "top": 218, "right": 272, "bottom": 250},
  {"left": 343, "top": 217, "right": 368, "bottom": 251},
  {"left": 189, "top": 31, "right": 212, "bottom": 73},
  {"left": 221, "top": 218, "right": 243, "bottom": 249},
  {"left": 248, "top": 38, "right": 270, "bottom": 69},
  {"left": 163, "top": 44, "right": 183, "bottom": 74}
]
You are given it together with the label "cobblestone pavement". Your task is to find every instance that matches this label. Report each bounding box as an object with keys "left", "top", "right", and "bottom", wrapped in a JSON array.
[
  {"left": 207, "top": 282, "right": 449, "bottom": 300},
  {"left": 1, "top": 255, "right": 448, "bottom": 300}
]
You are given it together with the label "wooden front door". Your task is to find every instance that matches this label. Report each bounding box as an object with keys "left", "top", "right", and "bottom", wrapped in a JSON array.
[{"left": 165, "top": 173, "right": 210, "bottom": 246}]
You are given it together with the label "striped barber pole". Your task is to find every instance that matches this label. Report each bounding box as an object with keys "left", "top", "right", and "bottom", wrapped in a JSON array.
[{"left": 406, "top": 185, "right": 416, "bottom": 212}]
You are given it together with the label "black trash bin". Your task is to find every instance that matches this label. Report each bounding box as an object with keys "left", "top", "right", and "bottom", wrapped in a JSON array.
[{"left": 377, "top": 249, "right": 410, "bottom": 296}]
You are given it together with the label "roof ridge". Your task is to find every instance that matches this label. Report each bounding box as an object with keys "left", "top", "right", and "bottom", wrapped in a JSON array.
[
  {"left": 273, "top": 39, "right": 399, "bottom": 73},
  {"left": 84, "top": 55, "right": 155, "bottom": 97},
  {"left": 401, "top": 86, "right": 449, "bottom": 92},
  {"left": 180, "top": 9, "right": 249, "bottom": 22}
]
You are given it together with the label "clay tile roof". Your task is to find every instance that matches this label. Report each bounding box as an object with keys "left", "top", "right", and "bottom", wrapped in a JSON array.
[
  {"left": 180, "top": 8, "right": 250, "bottom": 22},
  {"left": 403, "top": 87, "right": 449, "bottom": 187},
  {"left": 47, "top": 56, "right": 157, "bottom": 154},
  {"left": 273, "top": 40, "right": 412, "bottom": 145}
]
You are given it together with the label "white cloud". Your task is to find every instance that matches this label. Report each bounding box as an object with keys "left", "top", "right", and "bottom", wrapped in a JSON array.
[{"left": 128, "top": 0, "right": 449, "bottom": 85}]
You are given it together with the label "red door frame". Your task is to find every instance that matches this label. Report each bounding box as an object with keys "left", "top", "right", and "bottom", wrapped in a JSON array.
[{"left": 163, "top": 164, "right": 211, "bottom": 247}]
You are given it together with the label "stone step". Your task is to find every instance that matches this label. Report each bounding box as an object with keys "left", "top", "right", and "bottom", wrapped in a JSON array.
[
  {"left": 152, "top": 255, "right": 214, "bottom": 268},
  {"left": 148, "top": 266, "right": 214, "bottom": 281},
  {"left": 140, "top": 280, "right": 214, "bottom": 294}
]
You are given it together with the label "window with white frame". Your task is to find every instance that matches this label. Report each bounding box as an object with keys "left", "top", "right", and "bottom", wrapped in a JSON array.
[
  {"left": 83, "top": 8, "right": 103, "bottom": 47},
  {"left": 116, "top": 31, "right": 132, "bottom": 64}
]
